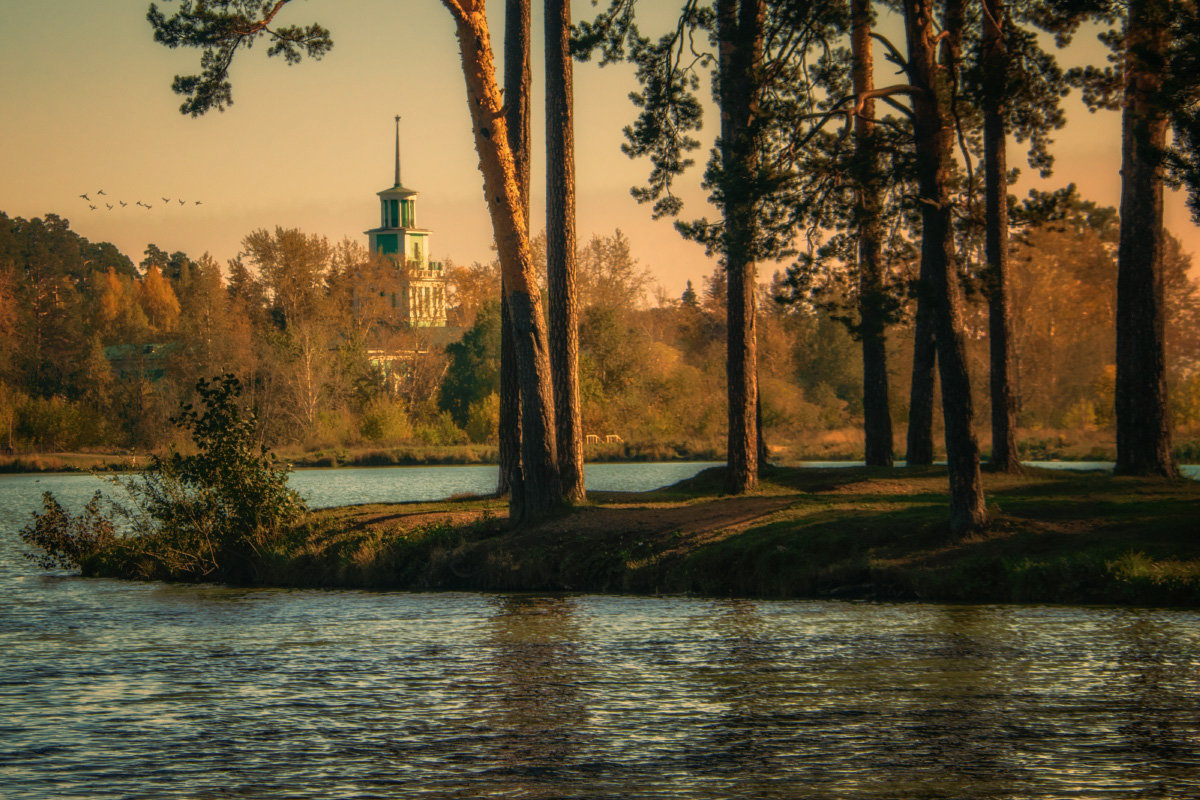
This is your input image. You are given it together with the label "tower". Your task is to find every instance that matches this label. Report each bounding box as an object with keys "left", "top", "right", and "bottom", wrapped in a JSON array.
[{"left": 366, "top": 116, "right": 446, "bottom": 327}]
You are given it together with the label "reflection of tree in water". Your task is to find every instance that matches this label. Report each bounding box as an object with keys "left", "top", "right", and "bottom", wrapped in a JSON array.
[
  {"left": 687, "top": 599, "right": 792, "bottom": 796},
  {"left": 686, "top": 602, "right": 1032, "bottom": 798},
  {"left": 1112, "top": 612, "right": 1200, "bottom": 795},
  {"left": 478, "top": 595, "right": 589, "bottom": 796},
  {"left": 880, "top": 605, "right": 1025, "bottom": 798}
]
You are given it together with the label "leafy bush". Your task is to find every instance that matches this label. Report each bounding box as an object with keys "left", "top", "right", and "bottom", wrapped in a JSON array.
[
  {"left": 415, "top": 410, "right": 468, "bottom": 446},
  {"left": 359, "top": 396, "right": 412, "bottom": 443},
  {"left": 20, "top": 491, "right": 115, "bottom": 570},
  {"left": 19, "top": 375, "right": 306, "bottom": 582},
  {"left": 464, "top": 392, "right": 499, "bottom": 444}
]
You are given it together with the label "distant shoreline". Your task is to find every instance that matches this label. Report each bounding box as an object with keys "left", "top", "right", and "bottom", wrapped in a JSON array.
[{"left": 0, "top": 444, "right": 725, "bottom": 475}]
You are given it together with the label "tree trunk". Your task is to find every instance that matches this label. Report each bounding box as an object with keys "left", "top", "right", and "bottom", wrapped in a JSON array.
[
  {"left": 981, "top": 0, "right": 1022, "bottom": 473},
  {"left": 1115, "top": 0, "right": 1177, "bottom": 477},
  {"left": 906, "top": 297, "right": 935, "bottom": 465},
  {"left": 717, "top": 0, "right": 764, "bottom": 494},
  {"left": 757, "top": 377, "right": 768, "bottom": 468},
  {"left": 546, "top": 0, "right": 586, "bottom": 503},
  {"left": 903, "top": 0, "right": 987, "bottom": 532},
  {"left": 498, "top": 0, "right": 531, "bottom": 509},
  {"left": 446, "top": 1, "right": 560, "bottom": 520},
  {"left": 852, "top": 0, "right": 894, "bottom": 468}
]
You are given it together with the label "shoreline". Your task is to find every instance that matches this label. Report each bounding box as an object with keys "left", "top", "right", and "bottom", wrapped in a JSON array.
[
  {"left": 0, "top": 445, "right": 726, "bottom": 474},
  {"left": 71, "top": 465, "right": 1200, "bottom": 607}
]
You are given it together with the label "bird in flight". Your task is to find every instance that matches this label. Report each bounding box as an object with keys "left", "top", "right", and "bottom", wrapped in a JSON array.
[
  {"left": 119, "top": 200, "right": 128, "bottom": 207},
  {"left": 88, "top": 204, "right": 97, "bottom": 210},
  {"left": 178, "top": 199, "right": 185, "bottom": 206},
  {"left": 162, "top": 197, "right": 170, "bottom": 203},
  {"left": 194, "top": 200, "right": 202, "bottom": 205},
  {"left": 79, "top": 193, "right": 90, "bottom": 201},
  {"left": 144, "top": 203, "right": 153, "bottom": 209},
  {"left": 97, "top": 189, "right": 107, "bottom": 196},
  {"left": 106, "top": 203, "right": 113, "bottom": 210}
]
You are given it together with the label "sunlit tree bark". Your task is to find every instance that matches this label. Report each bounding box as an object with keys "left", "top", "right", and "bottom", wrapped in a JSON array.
[
  {"left": 499, "top": 0, "right": 531, "bottom": 509},
  {"left": 444, "top": 0, "right": 561, "bottom": 519},
  {"left": 546, "top": 0, "right": 586, "bottom": 502}
]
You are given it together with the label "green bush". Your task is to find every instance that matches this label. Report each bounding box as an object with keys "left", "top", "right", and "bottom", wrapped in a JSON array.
[
  {"left": 19, "top": 375, "right": 306, "bottom": 582},
  {"left": 464, "top": 392, "right": 499, "bottom": 444}
]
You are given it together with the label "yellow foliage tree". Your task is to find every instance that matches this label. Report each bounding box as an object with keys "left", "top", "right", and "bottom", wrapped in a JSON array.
[{"left": 137, "top": 264, "right": 181, "bottom": 334}]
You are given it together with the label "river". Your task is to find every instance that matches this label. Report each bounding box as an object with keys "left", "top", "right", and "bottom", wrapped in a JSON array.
[{"left": 2, "top": 463, "right": 1198, "bottom": 798}]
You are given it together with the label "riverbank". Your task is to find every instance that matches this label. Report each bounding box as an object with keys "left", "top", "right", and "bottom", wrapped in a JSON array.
[
  {"left": 8, "top": 428, "right": 1197, "bottom": 473},
  {"left": 0, "top": 442, "right": 721, "bottom": 473},
  {"left": 73, "top": 464, "right": 1195, "bottom": 605}
]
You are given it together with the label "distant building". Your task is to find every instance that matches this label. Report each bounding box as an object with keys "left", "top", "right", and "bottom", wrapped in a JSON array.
[{"left": 365, "top": 116, "right": 447, "bottom": 328}]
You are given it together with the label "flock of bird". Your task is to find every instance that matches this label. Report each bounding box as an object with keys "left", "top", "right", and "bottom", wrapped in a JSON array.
[{"left": 79, "top": 189, "right": 203, "bottom": 211}]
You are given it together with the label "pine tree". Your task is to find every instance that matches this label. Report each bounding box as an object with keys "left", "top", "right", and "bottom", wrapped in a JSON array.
[{"left": 546, "top": 0, "right": 586, "bottom": 502}]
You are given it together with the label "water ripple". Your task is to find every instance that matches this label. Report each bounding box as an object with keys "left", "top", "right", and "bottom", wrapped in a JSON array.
[{"left": 3, "top": 469, "right": 1200, "bottom": 797}]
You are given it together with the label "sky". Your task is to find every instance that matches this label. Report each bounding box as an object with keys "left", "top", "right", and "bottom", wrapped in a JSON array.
[{"left": 1, "top": 0, "right": 1197, "bottom": 296}]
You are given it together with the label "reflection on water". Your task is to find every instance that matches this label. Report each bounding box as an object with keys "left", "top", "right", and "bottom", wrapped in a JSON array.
[
  {"left": 2, "top": 581, "right": 1200, "bottom": 798},
  {"left": 481, "top": 597, "right": 588, "bottom": 793},
  {"left": 2, "top": 465, "right": 1200, "bottom": 798}
]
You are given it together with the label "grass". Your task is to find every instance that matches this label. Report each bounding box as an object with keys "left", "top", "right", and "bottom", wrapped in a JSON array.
[{"left": 108, "top": 464, "right": 1197, "bottom": 606}]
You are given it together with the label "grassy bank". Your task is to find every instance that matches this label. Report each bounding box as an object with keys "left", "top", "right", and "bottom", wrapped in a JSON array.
[{"left": 70, "top": 465, "right": 1200, "bottom": 606}]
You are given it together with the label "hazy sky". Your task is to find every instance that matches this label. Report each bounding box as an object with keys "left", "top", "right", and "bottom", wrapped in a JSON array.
[{"left": 1, "top": 0, "right": 1197, "bottom": 294}]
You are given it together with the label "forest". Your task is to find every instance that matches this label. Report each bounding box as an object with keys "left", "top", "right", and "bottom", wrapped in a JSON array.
[{"left": 1, "top": 201, "right": 1198, "bottom": 463}]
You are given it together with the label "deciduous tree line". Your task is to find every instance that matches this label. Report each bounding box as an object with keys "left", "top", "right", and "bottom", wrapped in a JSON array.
[{"left": 0, "top": 207, "right": 1197, "bottom": 479}]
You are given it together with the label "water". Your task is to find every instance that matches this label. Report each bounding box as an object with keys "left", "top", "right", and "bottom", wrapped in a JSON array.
[{"left": 2, "top": 463, "right": 1199, "bottom": 798}]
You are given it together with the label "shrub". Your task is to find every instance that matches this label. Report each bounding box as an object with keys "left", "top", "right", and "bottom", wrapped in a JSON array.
[
  {"left": 464, "top": 392, "right": 499, "bottom": 444},
  {"left": 415, "top": 410, "right": 468, "bottom": 446},
  {"left": 20, "top": 491, "right": 115, "bottom": 571},
  {"left": 359, "top": 396, "right": 412, "bottom": 443},
  {"left": 19, "top": 375, "right": 306, "bottom": 582}
]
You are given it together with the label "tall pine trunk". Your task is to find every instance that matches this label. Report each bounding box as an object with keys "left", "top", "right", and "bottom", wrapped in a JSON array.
[
  {"left": 447, "top": 1, "right": 560, "bottom": 521},
  {"left": 906, "top": 300, "right": 935, "bottom": 465},
  {"left": 546, "top": 0, "right": 586, "bottom": 502},
  {"left": 1115, "top": 0, "right": 1177, "bottom": 477},
  {"left": 981, "top": 0, "right": 1022, "bottom": 473},
  {"left": 498, "top": 0, "right": 531, "bottom": 508},
  {"left": 903, "top": 0, "right": 987, "bottom": 532},
  {"left": 717, "top": 0, "right": 764, "bottom": 494},
  {"left": 852, "top": 0, "right": 894, "bottom": 468}
]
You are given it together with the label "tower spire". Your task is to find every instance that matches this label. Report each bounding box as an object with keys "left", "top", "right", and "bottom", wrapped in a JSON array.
[{"left": 394, "top": 114, "right": 402, "bottom": 187}]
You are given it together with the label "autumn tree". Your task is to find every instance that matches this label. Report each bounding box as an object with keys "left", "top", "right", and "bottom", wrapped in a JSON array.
[
  {"left": 446, "top": 259, "right": 502, "bottom": 327},
  {"left": 137, "top": 264, "right": 182, "bottom": 333},
  {"left": 576, "top": 230, "right": 654, "bottom": 310}
]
